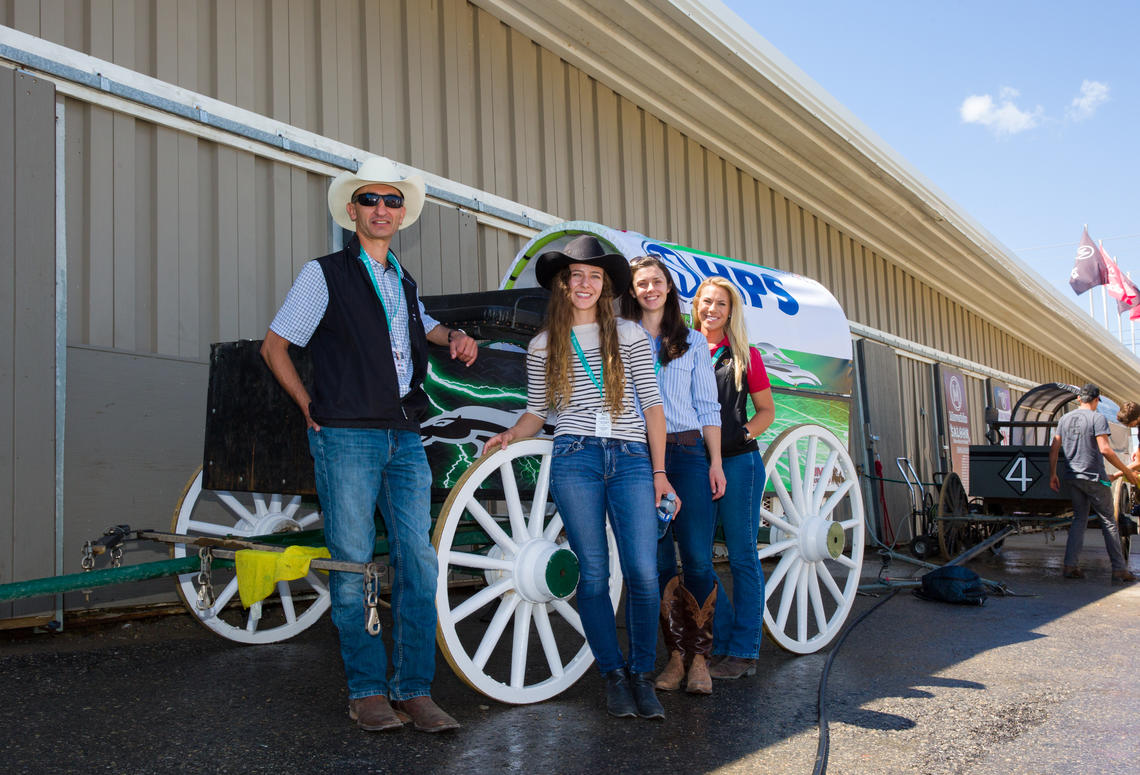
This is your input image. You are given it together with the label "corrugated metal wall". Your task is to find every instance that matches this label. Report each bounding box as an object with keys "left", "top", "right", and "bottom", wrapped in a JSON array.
[
  {"left": 0, "top": 64, "right": 56, "bottom": 621},
  {"left": 2, "top": 1, "right": 1083, "bottom": 386}
]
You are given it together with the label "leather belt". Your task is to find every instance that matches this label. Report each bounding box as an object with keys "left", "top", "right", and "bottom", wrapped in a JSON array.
[{"left": 665, "top": 429, "right": 702, "bottom": 446}]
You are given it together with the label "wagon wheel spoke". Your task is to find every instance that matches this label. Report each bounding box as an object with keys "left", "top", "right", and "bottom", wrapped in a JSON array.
[
  {"left": 171, "top": 468, "right": 330, "bottom": 644},
  {"left": 473, "top": 594, "right": 521, "bottom": 669},
  {"left": 498, "top": 460, "right": 530, "bottom": 544},
  {"left": 760, "top": 425, "right": 865, "bottom": 654},
  {"left": 533, "top": 605, "right": 565, "bottom": 678},
  {"left": 511, "top": 602, "right": 534, "bottom": 688},
  {"left": 433, "top": 438, "right": 621, "bottom": 704}
]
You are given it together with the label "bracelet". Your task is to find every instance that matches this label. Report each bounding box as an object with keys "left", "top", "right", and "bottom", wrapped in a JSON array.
[
  {"left": 652, "top": 469, "right": 666, "bottom": 475},
  {"left": 447, "top": 328, "right": 468, "bottom": 343}
]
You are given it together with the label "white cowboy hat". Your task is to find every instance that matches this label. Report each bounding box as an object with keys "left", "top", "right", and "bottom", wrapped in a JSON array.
[{"left": 327, "top": 156, "right": 426, "bottom": 232}]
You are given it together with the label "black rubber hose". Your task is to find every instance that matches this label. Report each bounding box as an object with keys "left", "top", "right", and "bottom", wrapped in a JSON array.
[{"left": 812, "top": 588, "right": 900, "bottom": 775}]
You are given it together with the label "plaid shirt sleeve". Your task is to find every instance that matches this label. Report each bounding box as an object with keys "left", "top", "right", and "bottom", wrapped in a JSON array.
[{"left": 268, "top": 260, "right": 328, "bottom": 346}]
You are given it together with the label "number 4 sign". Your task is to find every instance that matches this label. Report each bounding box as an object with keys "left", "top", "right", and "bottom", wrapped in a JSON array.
[{"left": 998, "top": 454, "right": 1041, "bottom": 495}]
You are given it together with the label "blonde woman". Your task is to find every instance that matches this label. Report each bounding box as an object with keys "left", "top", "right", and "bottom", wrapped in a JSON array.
[
  {"left": 484, "top": 235, "right": 676, "bottom": 720},
  {"left": 692, "top": 277, "right": 775, "bottom": 679}
]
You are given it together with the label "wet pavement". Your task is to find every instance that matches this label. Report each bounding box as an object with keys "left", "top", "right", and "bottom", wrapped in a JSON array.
[{"left": 3, "top": 529, "right": 1138, "bottom": 775}]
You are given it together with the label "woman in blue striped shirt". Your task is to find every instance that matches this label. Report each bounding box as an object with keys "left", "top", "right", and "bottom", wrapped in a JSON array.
[
  {"left": 484, "top": 236, "right": 676, "bottom": 720},
  {"left": 620, "top": 256, "right": 725, "bottom": 695}
]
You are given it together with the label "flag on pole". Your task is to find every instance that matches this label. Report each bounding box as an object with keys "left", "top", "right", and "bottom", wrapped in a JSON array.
[
  {"left": 1069, "top": 226, "right": 1108, "bottom": 294},
  {"left": 1099, "top": 243, "right": 1140, "bottom": 313}
]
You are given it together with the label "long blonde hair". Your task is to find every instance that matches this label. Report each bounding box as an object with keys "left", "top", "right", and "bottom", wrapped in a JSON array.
[
  {"left": 692, "top": 277, "right": 750, "bottom": 391},
  {"left": 543, "top": 267, "right": 626, "bottom": 417}
]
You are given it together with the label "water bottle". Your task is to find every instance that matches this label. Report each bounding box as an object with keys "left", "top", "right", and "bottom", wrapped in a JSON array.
[{"left": 656, "top": 492, "right": 676, "bottom": 539}]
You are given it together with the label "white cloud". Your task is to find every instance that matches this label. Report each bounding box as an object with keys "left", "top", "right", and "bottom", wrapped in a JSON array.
[
  {"left": 1067, "top": 79, "right": 1109, "bottom": 121},
  {"left": 960, "top": 88, "right": 1043, "bottom": 135}
]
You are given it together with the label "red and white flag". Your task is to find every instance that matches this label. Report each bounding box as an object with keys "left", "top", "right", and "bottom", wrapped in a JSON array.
[{"left": 1099, "top": 242, "right": 1140, "bottom": 313}]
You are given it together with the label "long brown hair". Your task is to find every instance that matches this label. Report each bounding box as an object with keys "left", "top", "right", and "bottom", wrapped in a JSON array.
[
  {"left": 692, "top": 277, "right": 750, "bottom": 391},
  {"left": 619, "top": 256, "right": 692, "bottom": 368},
  {"left": 543, "top": 267, "right": 626, "bottom": 417}
]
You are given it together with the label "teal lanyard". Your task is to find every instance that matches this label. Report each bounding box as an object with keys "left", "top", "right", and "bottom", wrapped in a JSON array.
[
  {"left": 711, "top": 345, "right": 726, "bottom": 363},
  {"left": 570, "top": 330, "right": 605, "bottom": 399},
  {"left": 359, "top": 247, "right": 403, "bottom": 330},
  {"left": 644, "top": 328, "right": 663, "bottom": 375}
]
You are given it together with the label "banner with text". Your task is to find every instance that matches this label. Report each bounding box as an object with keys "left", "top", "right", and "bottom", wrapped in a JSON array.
[{"left": 939, "top": 365, "right": 972, "bottom": 492}]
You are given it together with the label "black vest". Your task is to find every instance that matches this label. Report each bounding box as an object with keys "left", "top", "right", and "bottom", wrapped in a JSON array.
[
  {"left": 307, "top": 237, "right": 429, "bottom": 430},
  {"left": 713, "top": 345, "right": 760, "bottom": 458}
]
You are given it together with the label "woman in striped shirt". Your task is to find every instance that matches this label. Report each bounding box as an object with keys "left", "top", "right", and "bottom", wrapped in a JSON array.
[
  {"left": 619, "top": 256, "right": 725, "bottom": 696},
  {"left": 484, "top": 235, "right": 677, "bottom": 720}
]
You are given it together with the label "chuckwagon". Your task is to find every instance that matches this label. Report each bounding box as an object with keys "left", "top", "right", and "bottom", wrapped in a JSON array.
[
  {"left": 4, "top": 221, "right": 866, "bottom": 705},
  {"left": 934, "top": 382, "right": 1137, "bottom": 562}
]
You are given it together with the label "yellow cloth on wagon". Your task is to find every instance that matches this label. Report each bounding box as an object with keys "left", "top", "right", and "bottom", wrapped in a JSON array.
[{"left": 235, "top": 546, "right": 331, "bottom": 608}]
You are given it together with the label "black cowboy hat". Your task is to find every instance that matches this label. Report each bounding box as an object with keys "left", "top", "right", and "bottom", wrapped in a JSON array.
[{"left": 534, "top": 235, "right": 631, "bottom": 295}]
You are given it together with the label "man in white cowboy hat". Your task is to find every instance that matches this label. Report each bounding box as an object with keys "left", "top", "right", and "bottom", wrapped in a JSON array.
[{"left": 261, "top": 156, "right": 474, "bottom": 732}]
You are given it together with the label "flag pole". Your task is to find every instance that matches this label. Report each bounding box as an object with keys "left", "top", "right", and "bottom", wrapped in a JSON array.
[{"left": 1099, "top": 240, "right": 1110, "bottom": 329}]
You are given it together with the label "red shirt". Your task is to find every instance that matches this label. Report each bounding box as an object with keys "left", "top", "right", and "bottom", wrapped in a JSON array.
[{"left": 709, "top": 336, "right": 770, "bottom": 393}]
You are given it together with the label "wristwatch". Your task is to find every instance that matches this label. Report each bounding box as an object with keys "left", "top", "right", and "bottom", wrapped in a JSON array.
[{"left": 447, "top": 328, "right": 468, "bottom": 343}]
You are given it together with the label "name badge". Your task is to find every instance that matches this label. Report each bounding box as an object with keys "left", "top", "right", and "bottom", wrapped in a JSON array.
[{"left": 594, "top": 411, "right": 613, "bottom": 438}]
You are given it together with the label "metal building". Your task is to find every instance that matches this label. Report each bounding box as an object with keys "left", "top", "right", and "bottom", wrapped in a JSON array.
[{"left": 2, "top": 0, "right": 1137, "bottom": 626}]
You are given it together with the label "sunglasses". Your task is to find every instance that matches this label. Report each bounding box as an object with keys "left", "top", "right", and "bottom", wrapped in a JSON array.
[{"left": 352, "top": 192, "right": 404, "bottom": 208}]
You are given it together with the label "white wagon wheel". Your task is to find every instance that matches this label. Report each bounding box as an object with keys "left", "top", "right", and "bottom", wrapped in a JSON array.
[
  {"left": 433, "top": 438, "right": 623, "bottom": 704},
  {"left": 171, "top": 467, "right": 330, "bottom": 644},
  {"left": 759, "top": 424, "right": 865, "bottom": 654}
]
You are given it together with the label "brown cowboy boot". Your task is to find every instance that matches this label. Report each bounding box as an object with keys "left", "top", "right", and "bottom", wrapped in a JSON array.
[
  {"left": 682, "top": 583, "right": 716, "bottom": 695},
  {"left": 655, "top": 576, "right": 687, "bottom": 690}
]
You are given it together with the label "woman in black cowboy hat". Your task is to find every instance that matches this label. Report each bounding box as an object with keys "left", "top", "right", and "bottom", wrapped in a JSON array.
[{"left": 485, "top": 234, "right": 677, "bottom": 720}]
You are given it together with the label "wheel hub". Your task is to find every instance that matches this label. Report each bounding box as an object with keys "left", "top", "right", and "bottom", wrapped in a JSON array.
[
  {"left": 513, "top": 539, "right": 579, "bottom": 603},
  {"left": 800, "top": 518, "right": 846, "bottom": 562},
  {"left": 247, "top": 511, "right": 301, "bottom": 536}
]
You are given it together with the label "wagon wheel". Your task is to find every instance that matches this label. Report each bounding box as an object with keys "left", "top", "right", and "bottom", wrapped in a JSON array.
[
  {"left": 759, "top": 424, "right": 865, "bottom": 654},
  {"left": 171, "top": 467, "right": 330, "bottom": 644},
  {"left": 1111, "top": 478, "right": 1133, "bottom": 563},
  {"left": 433, "top": 438, "right": 622, "bottom": 704},
  {"left": 936, "top": 472, "right": 972, "bottom": 560}
]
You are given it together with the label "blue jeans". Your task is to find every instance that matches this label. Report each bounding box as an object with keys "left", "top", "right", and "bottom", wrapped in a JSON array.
[
  {"left": 308, "top": 427, "right": 438, "bottom": 701},
  {"left": 550, "top": 435, "right": 659, "bottom": 674},
  {"left": 656, "top": 439, "right": 718, "bottom": 601},
  {"left": 1063, "top": 478, "right": 1127, "bottom": 571},
  {"left": 713, "top": 450, "right": 766, "bottom": 658}
]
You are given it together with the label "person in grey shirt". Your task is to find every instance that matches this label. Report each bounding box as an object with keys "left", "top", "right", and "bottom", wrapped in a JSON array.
[{"left": 1049, "top": 383, "right": 1139, "bottom": 583}]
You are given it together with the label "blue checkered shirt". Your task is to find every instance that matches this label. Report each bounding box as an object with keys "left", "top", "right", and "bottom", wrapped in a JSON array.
[{"left": 269, "top": 248, "right": 439, "bottom": 398}]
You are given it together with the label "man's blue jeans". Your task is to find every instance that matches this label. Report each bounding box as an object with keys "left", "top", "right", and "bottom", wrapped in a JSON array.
[
  {"left": 550, "top": 435, "right": 660, "bottom": 675},
  {"left": 1063, "top": 478, "right": 1128, "bottom": 571},
  {"left": 656, "top": 439, "right": 718, "bottom": 601},
  {"left": 713, "top": 450, "right": 766, "bottom": 658},
  {"left": 308, "top": 427, "right": 438, "bottom": 701}
]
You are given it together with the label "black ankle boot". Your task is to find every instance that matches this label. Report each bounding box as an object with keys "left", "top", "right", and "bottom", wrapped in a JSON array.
[
  {"left": 630, "top": 671, "right": 665, "bottom": 719},
  {"left": 603, "top": 668, "right": 638, "bottom": 718}
]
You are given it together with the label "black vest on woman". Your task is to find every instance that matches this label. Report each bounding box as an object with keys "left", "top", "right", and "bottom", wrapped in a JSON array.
[
  {"left": 713, "top": 345, "right": 760, "bottom": 458},
  {"left": 307, "top": 236, "right": 430, "bottom": 430}
]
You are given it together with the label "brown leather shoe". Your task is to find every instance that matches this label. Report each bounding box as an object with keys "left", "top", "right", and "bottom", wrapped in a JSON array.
[
  {"left": 1111, "top": 569, "right": 1138, "bottom": 585},
  {"left": 685, "top": 585, "right": 716, "bottom": 695},
  {"left": 348, "top": 695, "right": 404, "bottom": 732},
  {"left": 655, "top": 577, "right": 686, "bottom": 691},
  {"left": 392, "top": 696, "right": 460, "bottom": 732},
  {"left": 708, "top": 656, "right": 757, "bottom": 680},
  {"left": 1062, "top": 566, "right": 1085, "bottom": 579}
]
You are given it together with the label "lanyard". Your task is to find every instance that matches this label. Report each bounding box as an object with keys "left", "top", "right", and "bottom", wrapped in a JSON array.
[
  {"left": 711, "top": 345, "right": 727, "bottom": 363},
  {"left": 359, "top": 247, "right": 403, "bottom": 330},
  {"left": 570, "top": 330, "right": 605, "bottom": 399},
  {"left": 643, "top": 328, "right": 663, "bottom": 376}
]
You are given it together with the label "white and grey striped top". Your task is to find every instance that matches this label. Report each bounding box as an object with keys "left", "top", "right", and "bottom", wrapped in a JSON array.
[{"left": 525, "top": 319, "right": 662, "bottom": 442}]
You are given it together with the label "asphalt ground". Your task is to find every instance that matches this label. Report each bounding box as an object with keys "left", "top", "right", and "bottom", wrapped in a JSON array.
[{"left": 2, "top": 528, "right": 1138, "bottom": 775}]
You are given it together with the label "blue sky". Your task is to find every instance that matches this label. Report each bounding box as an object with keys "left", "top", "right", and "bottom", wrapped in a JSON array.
[{"left": 720, "top": 0, "right": 1140, "bottom": 340}]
